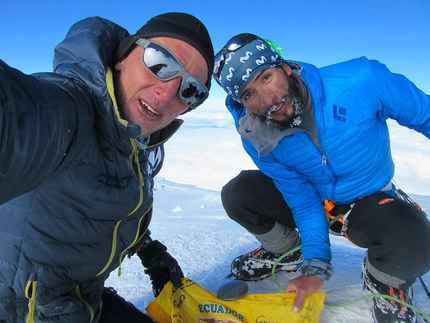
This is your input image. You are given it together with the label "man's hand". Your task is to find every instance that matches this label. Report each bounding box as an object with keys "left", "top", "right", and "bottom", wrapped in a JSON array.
[
  {"left": 285, "top": 275, "right": 324, "bottom": 313},
  {"left": 137, "top": 239, "right": 184, "bottom": 297}
]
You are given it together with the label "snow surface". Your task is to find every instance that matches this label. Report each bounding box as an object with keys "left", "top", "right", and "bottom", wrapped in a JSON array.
[{"left": 106, "top": 100, "right": 430, "bottom": 322}]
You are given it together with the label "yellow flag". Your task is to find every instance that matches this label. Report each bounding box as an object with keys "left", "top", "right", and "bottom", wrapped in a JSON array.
[{"left": 146, "top": 278, "right": 325, "bottom": 323}]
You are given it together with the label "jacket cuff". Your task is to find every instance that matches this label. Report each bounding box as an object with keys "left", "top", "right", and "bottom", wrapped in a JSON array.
[
  {"left": 136, "top": 239, "right": 167, "bottom": 268},
  {"left": 300, "top": 259, "right": 334, "bottom": 281}
]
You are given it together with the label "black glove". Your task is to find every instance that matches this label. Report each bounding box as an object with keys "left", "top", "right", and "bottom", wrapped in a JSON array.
[{"left": 137, "top": 239, "right": 184, "bottom": 297}]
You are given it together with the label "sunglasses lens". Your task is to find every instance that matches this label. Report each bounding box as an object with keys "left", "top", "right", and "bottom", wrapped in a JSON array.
[
  {"left": 180, "top": 76, "right": 208, "bottom": 108},
  {"left": 143, "top": 44, "right": 182, "bottom": 79},
  {"left": 212, "top": 33, "right": 259, "bottom": 84},
  {"left": 137, "top": 39, "right": 208, "bottom": 108},
  {"left": 225, "top": 33, "right": 254, "bottom": 51}
]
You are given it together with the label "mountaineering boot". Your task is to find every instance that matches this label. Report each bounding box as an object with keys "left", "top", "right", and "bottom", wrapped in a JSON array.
[
  {"left": 362, "top": 261, "right": 416, "bottom": 323},
  {"left": 231, "top": 245, "right": 303, "bottom": 281}
]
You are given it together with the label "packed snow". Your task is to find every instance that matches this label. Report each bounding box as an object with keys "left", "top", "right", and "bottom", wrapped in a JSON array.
[{"left": 106, "top": 99, "right": 430, "bottom": 322}]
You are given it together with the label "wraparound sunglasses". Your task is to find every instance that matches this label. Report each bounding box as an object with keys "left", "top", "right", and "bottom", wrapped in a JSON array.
[{"left": 135, "top": 38, "right": 209, "bottom": 109}]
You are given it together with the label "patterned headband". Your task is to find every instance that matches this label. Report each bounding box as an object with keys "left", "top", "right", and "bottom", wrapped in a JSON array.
[{"left": 216, "top": 38, "right": 285, "bottom": 102}]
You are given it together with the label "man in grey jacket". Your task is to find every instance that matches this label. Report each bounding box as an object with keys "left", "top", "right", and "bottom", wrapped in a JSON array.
[{"left": 0, "top": 12, "right": 214, "bottom": 323}]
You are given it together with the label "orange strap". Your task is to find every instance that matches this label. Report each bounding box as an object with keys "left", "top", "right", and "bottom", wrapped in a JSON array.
[{"left": 323, "top": 200, "right": 351, "bottom": 240}]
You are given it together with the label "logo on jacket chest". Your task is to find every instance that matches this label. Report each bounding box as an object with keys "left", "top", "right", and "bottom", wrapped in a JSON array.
[
  {"left": 97, "top": 178, "right": 125, "bottom": 190},
  {"left": 333, "top": 104, "right": 347, "bottom": 122}
]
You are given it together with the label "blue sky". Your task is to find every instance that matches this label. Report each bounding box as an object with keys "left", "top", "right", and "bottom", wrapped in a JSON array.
[{"left": 1, "top": 0, "right": 429, "bottom": 98}]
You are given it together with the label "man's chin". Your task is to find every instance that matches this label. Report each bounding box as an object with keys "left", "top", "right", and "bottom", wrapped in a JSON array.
[{"left": 270, "top": 116, "right": 295, "bottom": 128}]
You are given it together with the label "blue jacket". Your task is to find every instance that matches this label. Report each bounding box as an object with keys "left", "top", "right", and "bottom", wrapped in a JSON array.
[{"left": 226, "top": 57, "right": 430, "bottom": 264}]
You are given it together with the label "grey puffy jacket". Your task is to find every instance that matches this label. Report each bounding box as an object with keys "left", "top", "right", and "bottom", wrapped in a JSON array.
[{"left": 0, "top": 17, "right": 182, "bottom": 323}]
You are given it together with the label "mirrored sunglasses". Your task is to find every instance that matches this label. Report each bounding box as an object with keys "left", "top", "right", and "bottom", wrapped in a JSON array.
[{"left": 135, "top": 38, "right": 209, "bottom": 109}]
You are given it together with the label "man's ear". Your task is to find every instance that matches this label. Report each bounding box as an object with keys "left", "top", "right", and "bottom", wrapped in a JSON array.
[
  {"left": 282, "top": 63, "right": 294, "bottom": 76},
  {"left": 114, "top": 60, "right": 123, "bottom": 72}
]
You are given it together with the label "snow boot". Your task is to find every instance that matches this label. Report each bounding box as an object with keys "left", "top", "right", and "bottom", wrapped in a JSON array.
[
  {"left": 362, "top": 261, "right": 416, "bottom": 323},
  {"left": 231, "top": 245, "right": 303, "bottom": 281}
]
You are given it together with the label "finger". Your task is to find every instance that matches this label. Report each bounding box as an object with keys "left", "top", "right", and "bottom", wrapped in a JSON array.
[
  {"left": 292, "top": 288, "right": 307, "bottom": 313},
  {"left": 284, "top": 281, "right": 297, "bottom": 293}
]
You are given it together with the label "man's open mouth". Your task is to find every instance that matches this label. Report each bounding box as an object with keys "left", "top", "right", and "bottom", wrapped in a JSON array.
[{"left": 140, "top": 99, "right": 160, "bottom": 116}]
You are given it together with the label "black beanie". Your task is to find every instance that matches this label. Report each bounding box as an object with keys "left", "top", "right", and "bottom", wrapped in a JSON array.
[{"left": 116, "top": 12, "right": 214, "bottom": 89}]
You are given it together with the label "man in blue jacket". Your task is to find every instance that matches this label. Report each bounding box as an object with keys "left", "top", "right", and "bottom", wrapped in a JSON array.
[
  {"left": 213, "top": 33, "right": 430, "bottom": 323},
  {"left": 0, "top": 12, "right": 213, "bottom": 323}
]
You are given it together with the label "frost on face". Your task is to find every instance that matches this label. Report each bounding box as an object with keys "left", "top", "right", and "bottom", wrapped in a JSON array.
[{"left": 265, "top": 95, "right": 303, "bottom": 128}]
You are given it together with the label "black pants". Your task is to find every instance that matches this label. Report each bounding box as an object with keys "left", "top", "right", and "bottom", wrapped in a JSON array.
[
  {"left": 221, "top": 170, "right": 430, "bottom": 287},
  {"left": 99, "top": 287, "right": 154, "bottom": 323}
]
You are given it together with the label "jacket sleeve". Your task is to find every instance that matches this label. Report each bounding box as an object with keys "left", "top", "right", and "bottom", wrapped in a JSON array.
[
  {"left": 0, "top": 60, "right": 81, "bottom": 204},
  {"left": 367, "top": 58, "right": 430, "bottom": 139}
]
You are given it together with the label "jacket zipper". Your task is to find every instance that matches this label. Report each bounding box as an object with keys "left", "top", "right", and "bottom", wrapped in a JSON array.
[
  {"left": 313, "top": 135, "right": 339, "bottom": 198},
  {"left": 25, "top": 278, "right": 37, "bottom": 323},
  {"left": 96, "top": 139, "right": 146, "bottom": 277},
  {"left": 75, "top": 285, "right": 95, "bottom": 322}
]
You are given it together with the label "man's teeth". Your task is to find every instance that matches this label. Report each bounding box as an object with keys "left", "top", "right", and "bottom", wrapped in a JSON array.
[
  {"left": 268, "top": 97, "right": 287, "bottom": 113},
  {"left": 140, "top": 100, "right": 160, "bottom": 115},
  {"left": 146, "top": 105, "right": 159, "bottom": 115},
  {"left": 268, "top": 104, "right": 280, "bottom": 113}
]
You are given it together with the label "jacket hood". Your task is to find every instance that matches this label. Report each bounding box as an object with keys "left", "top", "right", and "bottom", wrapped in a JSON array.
[{"left": 53, "top": 17, "right": 135, "bottom": 151}]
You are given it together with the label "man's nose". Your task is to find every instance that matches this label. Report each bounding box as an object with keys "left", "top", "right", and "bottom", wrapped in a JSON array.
[
  {"left": 258, "top": 88, "right": 279, "bottom": 109},
  {"left": 155, "top": 77, "right": 182, "bottom": 103}
]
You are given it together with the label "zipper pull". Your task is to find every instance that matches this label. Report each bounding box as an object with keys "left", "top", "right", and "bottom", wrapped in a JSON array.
[{"left": 322, "top": 154, "right": 327, "bottom": 166}]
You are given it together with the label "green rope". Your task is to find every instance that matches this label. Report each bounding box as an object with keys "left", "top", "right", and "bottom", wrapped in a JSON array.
[
  {"left": 271, "top": 245, "right": 301, "bottom": 290},
  {"left": 271, "top": 249, "right": 430, "bottom": 320},
  {"left": 325, "top": 293, "right": 430, "bottom": 319}
]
